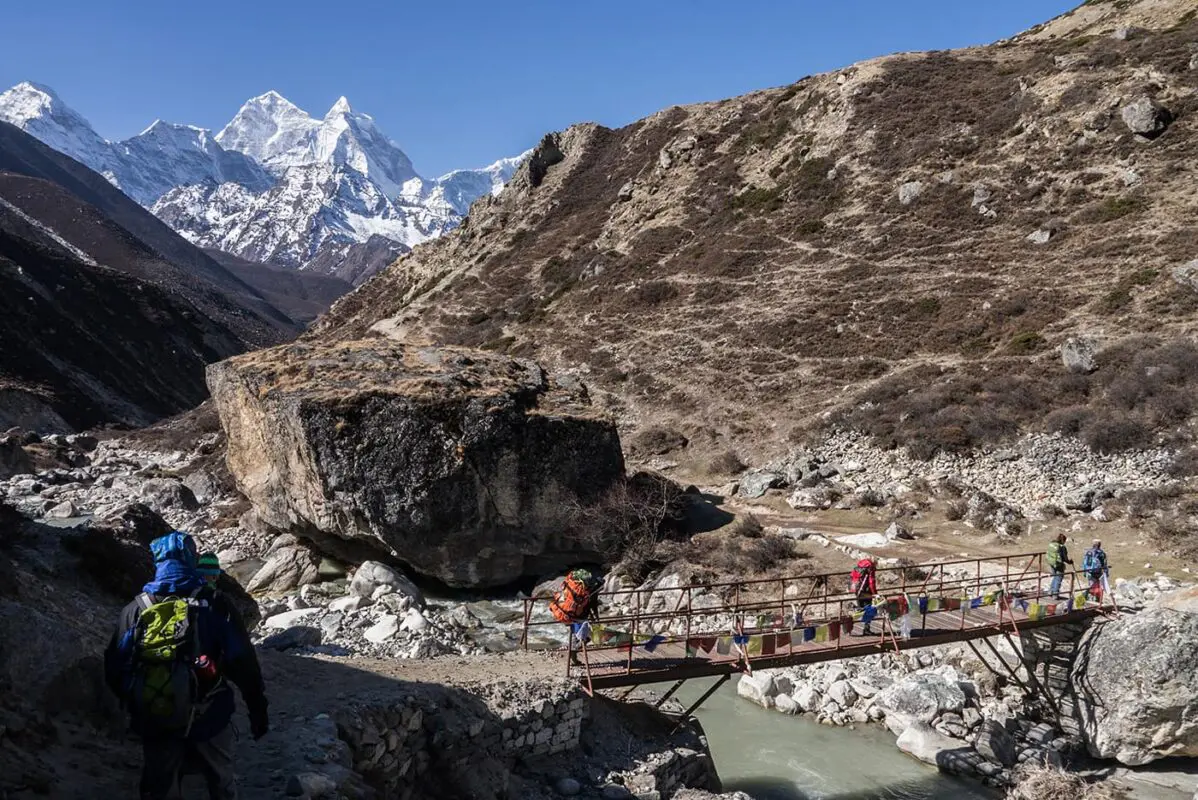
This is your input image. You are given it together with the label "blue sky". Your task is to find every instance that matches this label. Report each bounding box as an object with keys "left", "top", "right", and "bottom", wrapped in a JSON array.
[{"left": 1, "top": 0, "right": 1076, "bottom": 176}]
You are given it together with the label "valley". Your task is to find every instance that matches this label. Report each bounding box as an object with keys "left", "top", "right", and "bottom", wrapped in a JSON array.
[{"left": 2, "top": 0, "right": 1198, "bottom": 799}]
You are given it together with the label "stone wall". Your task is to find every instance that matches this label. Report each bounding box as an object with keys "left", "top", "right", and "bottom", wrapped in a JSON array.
[{"left": 332, "top": 685, "right": 588, "bottom": 799}]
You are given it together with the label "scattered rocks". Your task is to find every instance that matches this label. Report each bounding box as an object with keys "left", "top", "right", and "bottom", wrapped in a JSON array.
[
  {"left": 364, "top": 614, "right": 401, "bottom": 644},
  {"left": 885, "top": 521, "right": 915, "bottom": 541},
  {"left": 738, "top": 470, "right": 783, "bottom": 499},
  {"left": 260, "top": 625, "right": 322, "bottom": 651},
  {"left": 1173, "top": 260, "right": 1198, "bottom": 293}
]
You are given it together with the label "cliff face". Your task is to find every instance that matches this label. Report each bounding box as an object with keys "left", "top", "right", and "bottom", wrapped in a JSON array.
[
  {"left": 207, "top": 339, "right": 625, "bottom": 587},
  {"left": 314, "top": 1, "right": 1198, "bottom": 463}
]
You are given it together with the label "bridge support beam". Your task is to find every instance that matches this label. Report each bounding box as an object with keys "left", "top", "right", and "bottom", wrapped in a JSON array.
[
  {"left": 654, "top": 678, "right": 688, "bottom": 709},
  {"left": 678, "top": 674, "right": 730, "bottom": 724}
]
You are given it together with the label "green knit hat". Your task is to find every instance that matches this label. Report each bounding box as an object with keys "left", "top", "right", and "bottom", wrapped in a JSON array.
[{"left": 197, "top": 552, "right": 221, "bottom": 578}]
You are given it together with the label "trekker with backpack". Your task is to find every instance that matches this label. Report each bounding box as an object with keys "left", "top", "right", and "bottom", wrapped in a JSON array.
[
  {"left": 1047, "top": 533, "right": 1073, "bottom": 600},
  {"left": 1082, "top": 539, "right": 1110, "bottom": 600},
  {"left": 104, "top": 532, "right": 268, "bottom": 800},
  {"left": 549, "top": 568, "right": 603, "bottom": 664},
  {"left": 850, "top": 558, "right": 877, "bottom": 635}
]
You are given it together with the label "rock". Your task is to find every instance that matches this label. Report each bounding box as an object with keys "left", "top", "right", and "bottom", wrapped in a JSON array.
[
  {"left": 1064, "top": 485, "right": 1099, "bottom": 513},
  {"left": 775, "top": 693, "right": 799, "bottom": 715},
  {"left": 896, "top": 723, "right": 969, "bottom": 767},
  {"left": 876, "top": 673, "right": 966, "bottom": 734},
  {"left": 1075, "top": 606, "right": 1198, "bottom": 764},
  {"left": 47, "top": 500, "right": 77, "bottom": 518},
  {"left": 245, "top": 541, "right": 321, "bottom": 594},
  {"left": 787, "top": 487, "right": 834, "bottom": 511},
  {"left": 260, "top": 626, "right": 322, "bottom": 651},
  {"left": 1173, "top": 260, "right": 1198, "bottom": 293},
  {"left": 349, "top": 561, "right": 425, "bottom": 608},
  {"left": 207, "top": 340, "right": 625, "bottom": 588},
  {"left": 602, "top": 787, "right": 632, "bottom": 800},
  {"left": 616, "top": 182, "right": 634, "bottom": 202},
  {"left": 1060, "top": 336, "right": 1098, "bottom": 374},
  {"left": 1026, "top": 228, "right": 1054, "bottom": 246},
  {"left": 399, "top": 608, "right": 428, "bottom": 633},
  {"left": 737, "top": 673, "right": 778, "bottom": 708},
  {"left": 138, "top": 478, "right": 199, "bottom": 512},
  {"left": 885, "top": 521, "right": 915, "bottom": 541},
  {"left": 263, "top": 608, "right": 324, "bottom": 630},
  {"left": 556, "top": 777, "right": 582, "bottom": 796},
  {"left": 975, "top": 719, "right": 1018, "bottom": 767},
  {"left": 65, "top": 434, "right": 98, "bottom": 452},
  {"left": 182, "top": 469, "right": 220, "bottom": 505},
  {"left": 364, "top": 614, "right": 401, "bottom": 644},
  {"left": 0, "top": 438, "right": 32, "bottom": 481},
  {"left": 329, "top": 594, "right": 370, "bottom": 613},
  {"left": 826, "top": 680, "right": 858, "bottom": 709},
  {"left": 216, "top": 572, "right": 261, "bottom": 629},
  {"left": 1121, "top": 96, "right": 1172, "bottom": 139},
  {"left": 794, "top": 686, "right": 822, "bottom": 712},
  {"left": 738, "top": 471, "right": 783, "bottom": 499},
  {"left": 1112, "top": 26, "right": 1140, "bottom": 40},
  {"left": 898, "top": 181, "right": 924, "bottom": 205},
  {"left": 447, "top": 605, "right": 482, "bottom": 629},
  {"left": 1156, "top": 586, "right": 1198, "bottom": 616}
]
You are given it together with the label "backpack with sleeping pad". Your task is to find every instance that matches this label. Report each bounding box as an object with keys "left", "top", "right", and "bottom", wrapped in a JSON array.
[
  {"left": 1082, "top": 547, "right": 1103, "bottom": 575},
  {"left": 549, "top": 569, "right": 602, "bottom": 623},
  {"left": 126, "top": 590, "right": 209, "bottom": 734}
]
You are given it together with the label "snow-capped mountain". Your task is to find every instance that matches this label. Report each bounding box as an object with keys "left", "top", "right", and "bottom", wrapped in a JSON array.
[{"left": 0, "top": 82, "right": 528, "bottom": 282}]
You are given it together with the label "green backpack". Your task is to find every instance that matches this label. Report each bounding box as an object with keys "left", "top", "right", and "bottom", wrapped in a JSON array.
[
  {"left": 1047, "top": 541, "right": 1063, "bottom": 570},
  {"left": 129, "top": 593, "right": 201, "bottom": 734}
]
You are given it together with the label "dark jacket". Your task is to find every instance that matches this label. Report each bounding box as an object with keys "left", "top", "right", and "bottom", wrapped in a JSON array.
[{"left": 104, "top": 583, "right": 266, "bottom": 741}]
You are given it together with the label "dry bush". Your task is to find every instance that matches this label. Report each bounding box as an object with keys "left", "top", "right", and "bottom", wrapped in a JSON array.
[
  {"left": 629, "top": 426, "right": 689, "bottom": 456},
  {"left": 1006, "top": 765, "right": 1123, "bottom": 800},
  {"left": 1154, "top": 511, "right": 1198, "bottom": 560},
  {"left": 681, "top": 530, "right": 803, "bottom": 576},
  {"left": 945, "top": 499, "right": 968, "bottom": 521},
  {"left": 1168, "top": 447, "right": 1198, "bottom": 477},
  {"left": 707, "top": 450, "right": 747, "bottom": 476},
  {"left": 568, "top": 472, "right": 689, "bottom": 582}
]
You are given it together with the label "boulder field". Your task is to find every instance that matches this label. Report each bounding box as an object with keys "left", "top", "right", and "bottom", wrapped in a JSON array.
[{"left": 207, "top": 339, "right": 625, "bottom": 588}]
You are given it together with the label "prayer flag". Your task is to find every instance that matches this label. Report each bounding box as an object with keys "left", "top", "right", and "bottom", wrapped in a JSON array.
[
  {"left": 790, "top": 630, "right": 806, "bottom": 648},
  {"left": 918, "top": 596, "right": 929, "bottom": 614},
  {"left": 828, "top": 621, "right": 841, "bottom": 641},
  {"left": 760, "top": 634, "right": 777, "bottom": 656},
  {"left": 970, "top": 597, "right": 983, "bottom": 609},
  {"left": 841, "top": 615, "right": 855, "bottom": 635},
  {"left": 814, "top": 625, "right": 829, "bottom": 643},
  {"left": 716, "top": 637, "right": 733, "bottom": 656},
  {"left": 747, "top": 635, "right": 763, "bottom": 656},
  {"left": 803, "top": 626, "right": 816, "bottom": 642},
  {"left": 862, "top": 606, "right": 878, "bottom": 625}
]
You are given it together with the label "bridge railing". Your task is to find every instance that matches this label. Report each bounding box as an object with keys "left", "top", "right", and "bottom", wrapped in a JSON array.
[{"left": 519, "top": 552, "right": 1116, "bottom": 679}]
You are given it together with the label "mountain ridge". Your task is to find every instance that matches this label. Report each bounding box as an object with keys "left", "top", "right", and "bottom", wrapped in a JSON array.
[{"left": 0, "top": 82, "right": 528, "bottom": 281}]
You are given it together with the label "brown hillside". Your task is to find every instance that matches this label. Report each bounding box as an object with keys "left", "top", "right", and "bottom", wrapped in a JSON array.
[{"left": 316, "top": 0, "right": 1198, "bottom": 465}]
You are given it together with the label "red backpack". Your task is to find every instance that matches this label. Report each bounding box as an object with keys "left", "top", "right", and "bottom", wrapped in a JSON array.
[{"left": 850, "top": 559, "right": 875, "bottom": 593}]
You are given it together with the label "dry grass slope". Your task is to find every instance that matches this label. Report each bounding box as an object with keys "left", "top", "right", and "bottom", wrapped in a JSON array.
[{"left": 317, "top": 0, "right": 1198, "bottom": 465}]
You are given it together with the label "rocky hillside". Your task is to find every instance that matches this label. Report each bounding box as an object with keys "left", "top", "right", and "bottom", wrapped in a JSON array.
[
  {"left": 0, "top": 122, "right": 319, "bottom": 431},
  {"left": 317, "top": 0, "right": 1198, "bottom": 468}
]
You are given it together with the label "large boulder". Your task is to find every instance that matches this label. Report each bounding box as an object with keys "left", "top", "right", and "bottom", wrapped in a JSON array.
[
  {"left": 208, "top": 341, "right": 625, "bottom": 587},
  {"left": 0, "top": 437, "right": 31, "bottom": 480},
  {"left": 875, "top": 672, "right": 966, "bottom": 735},
  {"left": 348, "top": 560, "right": 425, "bottom": 608},
  {"left": 1074, "top": 606, "right": 1198, "bottom": 765},
  {"left": 1121, "top": 96, "right": 1172, "bottom": 139}
]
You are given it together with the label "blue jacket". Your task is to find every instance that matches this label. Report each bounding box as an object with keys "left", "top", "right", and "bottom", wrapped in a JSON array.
[{"left": 104, "top": 560, "right": 266, "bottom": 741}]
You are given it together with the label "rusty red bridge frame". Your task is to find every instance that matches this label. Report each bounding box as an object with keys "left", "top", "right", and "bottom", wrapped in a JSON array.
[{"left": 520, "top": 552, "right": 1117, "bottom": 708}]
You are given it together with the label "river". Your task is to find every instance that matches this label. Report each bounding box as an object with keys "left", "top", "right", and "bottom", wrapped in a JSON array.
[{"left": 677, "top": 682, "right": 998, "bottom": 800}]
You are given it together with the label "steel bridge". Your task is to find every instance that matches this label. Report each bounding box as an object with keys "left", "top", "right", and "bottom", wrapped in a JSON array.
[{"left": 520, "top": 552, "right": 1116, "bottom": 712}]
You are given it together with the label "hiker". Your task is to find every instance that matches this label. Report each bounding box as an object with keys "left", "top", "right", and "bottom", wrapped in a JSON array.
[
  {"left": 197, "top": 552, "right": 222, "bottom": 585},
  {"left": 1047, "top": 533, "right": 1073, "bottom": 600},
  {"left": 549, "top": 568, "right": 603, "bottom": 663},
  {"left": 104, "top": 531, "right": 268, "bottom": 800},
  {"left": 1082, "top": 538, "right": 1110, "bottom": 599},
  {"left": 850, "top": 557, "right": 877, "bottom": 635}
]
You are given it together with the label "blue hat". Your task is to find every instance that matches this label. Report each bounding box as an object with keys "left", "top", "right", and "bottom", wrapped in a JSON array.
[{"left": 149, "top": 531, "right": 197, "bottom": 568}]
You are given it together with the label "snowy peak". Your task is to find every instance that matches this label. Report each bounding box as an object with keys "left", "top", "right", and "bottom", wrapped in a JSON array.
[
  {"left": 327, "top": 96, "right": 353, "bottom": 116},
  {"left": 0, "top": 81, "right": 111, "bottom": 169},
  {"left": 215, "top": 90, "right": 319, "bottom": 169}
]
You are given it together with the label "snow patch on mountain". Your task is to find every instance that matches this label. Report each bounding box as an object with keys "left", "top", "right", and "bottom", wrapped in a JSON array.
[{"left": 1, "top": 81, "right": 528, "bottom": 280}]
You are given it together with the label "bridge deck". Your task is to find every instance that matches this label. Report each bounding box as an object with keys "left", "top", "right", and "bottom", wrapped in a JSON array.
[{"left": 521, "top": 552, "right": 1116, "bottom": 690}]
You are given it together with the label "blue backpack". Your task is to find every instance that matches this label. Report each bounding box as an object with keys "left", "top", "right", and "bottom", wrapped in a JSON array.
[{"left": 1082, "top": 548, "right": 1103, "bottom": 574}]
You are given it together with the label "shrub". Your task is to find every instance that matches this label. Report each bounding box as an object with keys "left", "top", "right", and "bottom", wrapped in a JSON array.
[
  {"left": 1081, "top": 195, "right": 1148, "bottom": 223},
  {"left": 1008, "top": 330, "right": 1047, "bottom": 354},
  {"left": 1007, "top": 765, "right": 1122, "bottom": 800},
  {"left": 945, "top": 499, "right": 968, "bottom": 521},
  {"left": 1082, "top": 413, "right": 1151, "bottom": 453},
  {"left": 629, "top": 426, "right": 689, "bottom": 456},
  {"left": 707, "top": 450, "right": 747, "bottom": 476},
  {"left": 729, "top": 186, "right": 784, "bottom": 213}
]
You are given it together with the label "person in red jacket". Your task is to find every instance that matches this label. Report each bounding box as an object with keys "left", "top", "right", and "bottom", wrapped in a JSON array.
[{"left": 850, "top": 558, "right": 878, "bottom": 635}]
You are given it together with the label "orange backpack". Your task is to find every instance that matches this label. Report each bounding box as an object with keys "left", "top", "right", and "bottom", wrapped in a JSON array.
[{"left": 550, "top": 572, "right": 595, "bottom": 623}]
